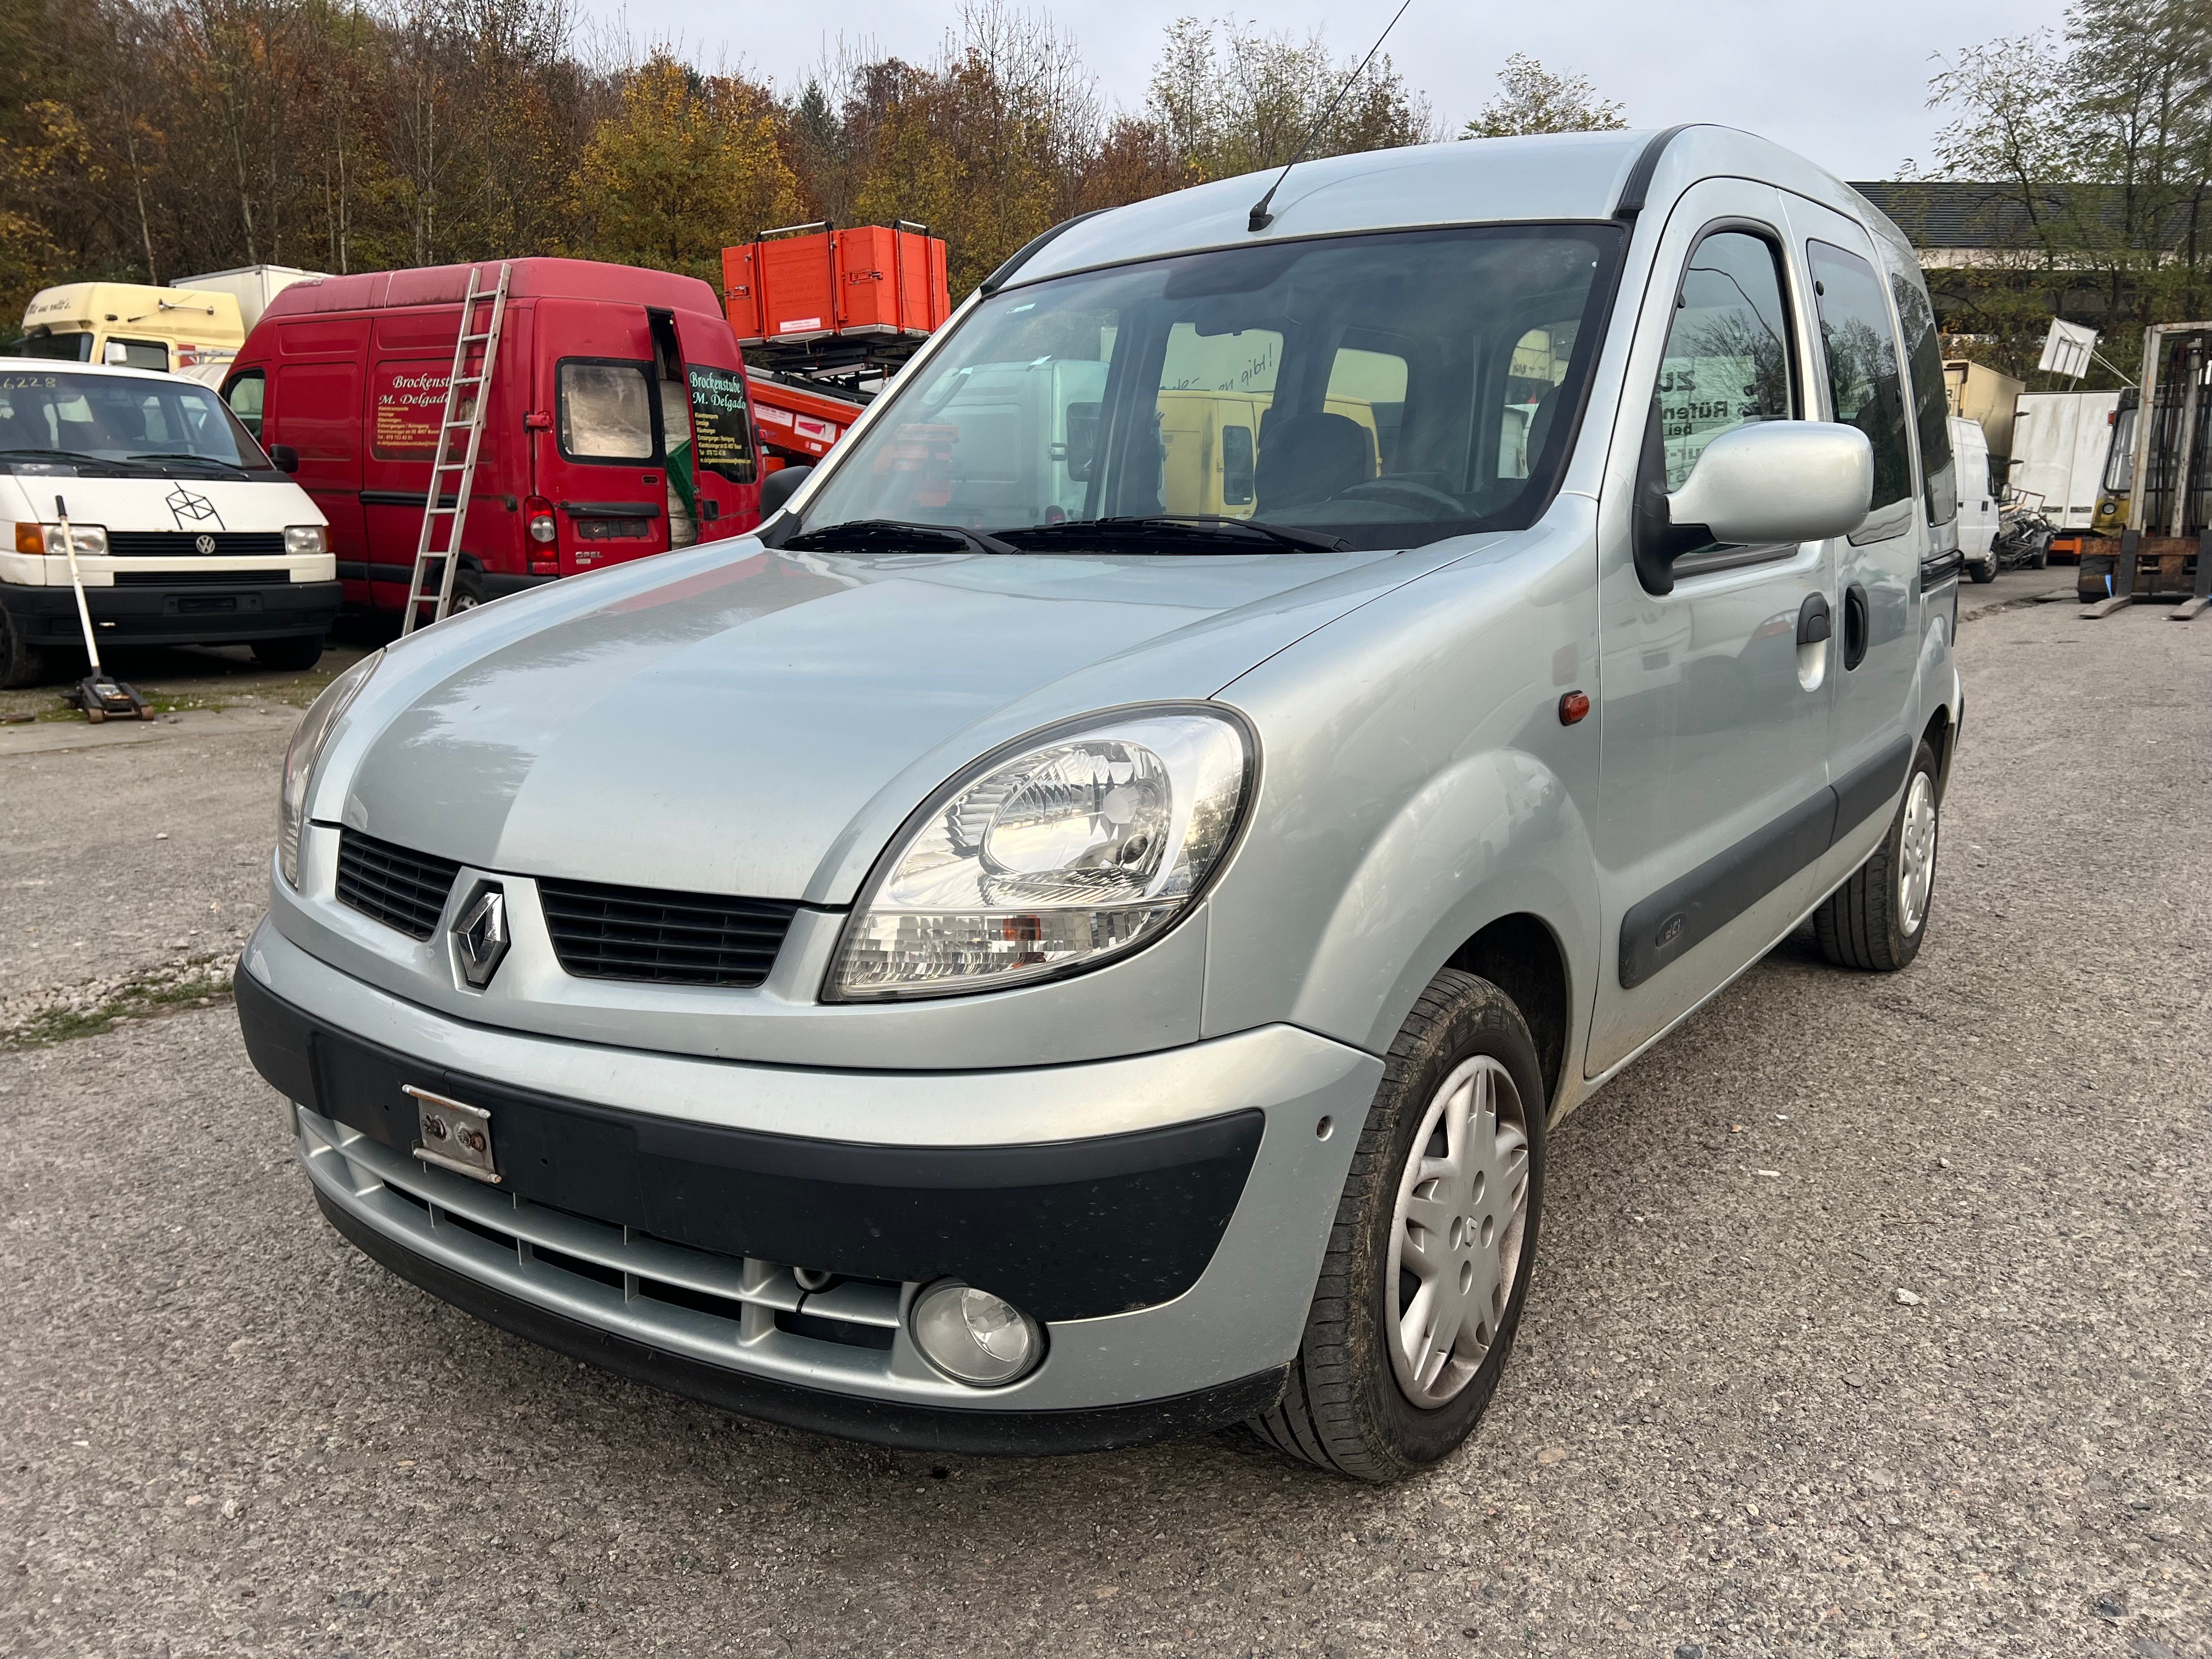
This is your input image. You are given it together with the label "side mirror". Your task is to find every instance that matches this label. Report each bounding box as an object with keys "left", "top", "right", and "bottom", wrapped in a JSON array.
[
  {"left": 759, "top": 464, "right": 812, "bottom": 518},
  {"left": 267, "top": 444, "right": 300, "bottom": 473},
  {"left": 1638, "top": 422, "right": 1871, "bottom": 592},
  {"left": 102, "top": 340, "right": 129, "bottom": 365}
]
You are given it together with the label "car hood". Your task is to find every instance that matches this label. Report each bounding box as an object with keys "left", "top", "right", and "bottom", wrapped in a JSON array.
[
  {"left": 0, "top": 471, "right": 315, "bottom": 530},
  {"left": 333, "top": 534, "right": 1488, "bottom": 904}
]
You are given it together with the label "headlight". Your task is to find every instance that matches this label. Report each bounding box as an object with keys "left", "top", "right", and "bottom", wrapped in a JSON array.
[
  {"left": 828, "top": 709, "right": 1252, "bottom": 1001},
  {"left": 278, "top": 650, "right": 382, "bottom": 887},
  {"left": 19, "top": 523, "right": 109, "bottom": 556},
  {"left": 284, "top": 524, "right": 328, "bottom": 556}
]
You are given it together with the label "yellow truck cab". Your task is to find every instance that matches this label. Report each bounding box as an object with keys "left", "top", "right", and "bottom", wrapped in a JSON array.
[{"left": 9, "top": 282, "right": 246, "bottom": 374}]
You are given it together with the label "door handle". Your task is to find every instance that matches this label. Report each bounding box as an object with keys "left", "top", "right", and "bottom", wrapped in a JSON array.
[
  {"left": 1796, "top": 592, "right": 1831, "bottom": 646},
  {"left": 1842, "top": 583, "right": 1870, "bottom": 670}
]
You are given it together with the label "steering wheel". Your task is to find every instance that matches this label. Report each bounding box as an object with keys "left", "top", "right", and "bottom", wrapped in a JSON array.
[{"left": 1328, "top": 476, "right": 1465, "bottom": 514}]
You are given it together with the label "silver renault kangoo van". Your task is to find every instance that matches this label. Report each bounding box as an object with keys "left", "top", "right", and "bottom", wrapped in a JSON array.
[{"left": 238, "top": 126, "right": 1962, "bottom": 1481}]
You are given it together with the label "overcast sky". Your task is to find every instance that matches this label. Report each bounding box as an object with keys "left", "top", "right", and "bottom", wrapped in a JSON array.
[{"left": 587, "top": 0, "right": 2076, "bottom": 180}]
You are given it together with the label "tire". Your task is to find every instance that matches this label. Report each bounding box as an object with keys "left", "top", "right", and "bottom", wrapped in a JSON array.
[
  {"left": 1968, "top": 556, "right": 1997, "bottom": 584},
  {"left": 1250, "top": 968, "right": 1547, "bottom": 1482},
  {"left": 1815, "top": 738, "right": 1940, "bottom": 972},
  {"left": 449, "top": 572, "right": 486, "bottom": 613},
  {"left": 0, "top": 607, "right": 54, "bottom": 689},
  {"left": 2030, "top": 538, "right": 2049, "bottom": 570},
  {"left": 252, "top": 634, "right": 326, "bottom": 672}
]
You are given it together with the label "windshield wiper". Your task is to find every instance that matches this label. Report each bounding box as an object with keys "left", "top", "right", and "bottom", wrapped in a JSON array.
[
  {"left": 994, "top": 515, "right": 1351, "bottom": 552},
  {"left": 782, "top": 518, "right": 1017, "bottom": 556},
  {"left": 127, "top": 452, "right": 249, "bottom": 474},
  {"left": 0, "top": 447, "right": 121, "bottom": 473}
]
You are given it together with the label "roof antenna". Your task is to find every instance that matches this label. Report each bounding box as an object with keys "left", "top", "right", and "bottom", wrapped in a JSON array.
[{"left": 1247, "top": 0, "right": 1416, "bottom": 234}]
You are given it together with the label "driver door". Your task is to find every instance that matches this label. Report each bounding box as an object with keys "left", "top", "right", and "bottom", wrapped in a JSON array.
[{"left": 1585, "top": 179, "right": 1837, "bottom": 1076}]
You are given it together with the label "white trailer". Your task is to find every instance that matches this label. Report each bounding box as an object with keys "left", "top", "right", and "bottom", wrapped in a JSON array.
[
  {"left": 171, "top": 265, "right": 326, "bottom": 333},
  {"left": 2008, "top": 390, "right": 2123, "bottom": 530}
]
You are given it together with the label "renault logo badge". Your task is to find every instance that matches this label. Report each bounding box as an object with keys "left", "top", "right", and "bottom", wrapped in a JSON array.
[{"left": 452, "top": 884, "right": 510, "bottom": 990}]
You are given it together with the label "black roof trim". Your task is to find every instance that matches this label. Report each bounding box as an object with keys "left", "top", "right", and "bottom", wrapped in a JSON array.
[
  {"left": 978, "top": 209, "right": 1111, "bottom": 297},
  {"left": 1613, "top": 125, "right": 1696, "bottom": 222}
]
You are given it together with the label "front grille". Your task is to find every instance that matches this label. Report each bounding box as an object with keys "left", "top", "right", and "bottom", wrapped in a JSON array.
[
  {"left": 297, "top": 1105, "right": 912, "bottom": 1378},
  {"left": 336, "top": 831, "right": 461, "bottom": 940},
  {"left": 105, "top": 531, "right": 287, "bottom": 558},
  {"left": 112, "top": 567, "right": 290, "bottom": 586},
  {"left": 537, "top": 877, "right": 798, "bottom": 988}
]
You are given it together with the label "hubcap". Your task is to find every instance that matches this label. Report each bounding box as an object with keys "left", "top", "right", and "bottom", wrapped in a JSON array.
[
  {"left": 1386, "top": 1055, "right": 1531, "bottom": 1409},
  {"left": 1898, "top": 771, "right": 1938, "bottom": 935}
]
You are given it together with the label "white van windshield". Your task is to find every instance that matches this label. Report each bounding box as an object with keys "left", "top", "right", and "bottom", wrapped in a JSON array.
[
  {"left": 788, "top": 224, "right": 1624, "bottom": 555},
  {"left": 0, "top": 368, "right": 274, "bottom": 477}
]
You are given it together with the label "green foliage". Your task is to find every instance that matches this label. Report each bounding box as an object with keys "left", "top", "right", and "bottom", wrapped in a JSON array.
[
  {"left": 1913, "top": 1, "right": 2212, "bottom": 385},
  {"left": 1462, "top": 54, "right": 1626, "bottom": 140},
  {"left": 1146, "top": 15, "right": 1435, "bottom": 183},
  {"left": 578, "top": 57, "right": 799, "bottom": 285}
]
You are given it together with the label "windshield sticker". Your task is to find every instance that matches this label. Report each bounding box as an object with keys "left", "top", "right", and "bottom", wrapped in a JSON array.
[{"left": 166, "top": 486, "right": 224, "bottom": 531}]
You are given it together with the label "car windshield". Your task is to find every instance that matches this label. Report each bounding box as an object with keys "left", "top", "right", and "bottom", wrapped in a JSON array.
[
  {"left": 4, "top": 334, "right": 94, "bottom": 362},
  {"left": 0, "top": 368, "right": 272, "bottom": 475},
  {"left": 793, "top": 223, "right": 1623, "bottom": 554}
]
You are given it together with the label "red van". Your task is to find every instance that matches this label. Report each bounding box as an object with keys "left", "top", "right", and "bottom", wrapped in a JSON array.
[{"left": 223, "top": 258, "right": 762, "bottom": 615}]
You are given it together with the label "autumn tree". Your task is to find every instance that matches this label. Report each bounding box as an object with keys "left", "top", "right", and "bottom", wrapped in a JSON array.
[
  {"left": 578, "top": 55, "right": 798, "bottom": 285},
  {"left": 1147, "top": 15, "right": 1433, "bottom": 182},
  {"left": 1462, "top": 54, "right": 1625, "bottom": 139}
]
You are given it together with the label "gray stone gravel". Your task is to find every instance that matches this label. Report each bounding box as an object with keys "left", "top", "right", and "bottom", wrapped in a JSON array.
[{"left": 1, "top": 596, "right": 2207, "bottom": 1657}]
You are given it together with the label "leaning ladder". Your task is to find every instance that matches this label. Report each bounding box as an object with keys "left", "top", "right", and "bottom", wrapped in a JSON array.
[{"left": 401, "top": 261, "right": 512, "bottom": 635}]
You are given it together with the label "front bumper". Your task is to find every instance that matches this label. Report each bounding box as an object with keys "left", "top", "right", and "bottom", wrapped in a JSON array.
[
  {"left": 237, "top": 919, "right": 1382, "bottom": 1447},
  {"left": 1, "top": 578, "right": 341, "bottom": 645}
]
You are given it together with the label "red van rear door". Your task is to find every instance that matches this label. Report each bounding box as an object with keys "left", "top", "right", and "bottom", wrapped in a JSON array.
[
  {"left": 532, "top": 298, "right": 664, "bottom": 576},
  {"left": 671, "top": 309, "right": 762, "bottom": 537}
]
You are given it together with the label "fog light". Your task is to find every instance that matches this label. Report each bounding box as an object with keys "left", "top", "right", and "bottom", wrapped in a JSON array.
[{"left": 909, "top": 1280, "right": 1042, "bottom": 1386}]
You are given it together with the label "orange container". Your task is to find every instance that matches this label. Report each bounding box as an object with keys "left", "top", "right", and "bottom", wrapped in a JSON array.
[{"left": 722, "top": 225, "right": 950, "bottom": 346}]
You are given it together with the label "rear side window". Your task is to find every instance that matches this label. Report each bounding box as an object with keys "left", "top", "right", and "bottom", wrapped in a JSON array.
[
  {"left": 1654, "top": 229, "right": 1796, "bottom": 491},
  {"left": 224, "top": 370, "right": 265, "bottom": 439},
  {"left": 559, "top": 360, "right": 655, "bottom": 463},
  {"left": 1881, "top": 239, "right": 1956, "bottom": 526},
  {"left": 1808, "top": 241, "right": 1914, "bottom": 533}
]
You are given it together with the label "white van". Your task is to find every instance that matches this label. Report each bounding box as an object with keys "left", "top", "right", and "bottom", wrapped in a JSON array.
[
  {"left": 0, "top": 362, "right": 339, "bottom": 687},
  {"left": 1950, "top": 414, "right": 1999, "bottom": 582}
]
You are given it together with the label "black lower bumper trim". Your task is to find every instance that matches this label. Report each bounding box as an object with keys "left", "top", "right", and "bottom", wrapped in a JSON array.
[
  {"left": 236, "top": 964, "right": 1261, "bottom": 1321},
  {"left": 317, "top": 1188, "right": 1287, "bottom": 1455},
  {"left": 1, "top": 579, "right": 340, "bottom": 644}
]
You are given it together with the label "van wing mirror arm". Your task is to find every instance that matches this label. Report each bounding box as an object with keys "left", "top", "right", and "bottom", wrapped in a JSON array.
[{"left": 1631, "top": 397, "right": 1710, "bottom": 595}]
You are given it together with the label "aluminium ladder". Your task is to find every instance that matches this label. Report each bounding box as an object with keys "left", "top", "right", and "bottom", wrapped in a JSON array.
[{"left": 400, "top": 261, "right": 512, "bottom": 634}]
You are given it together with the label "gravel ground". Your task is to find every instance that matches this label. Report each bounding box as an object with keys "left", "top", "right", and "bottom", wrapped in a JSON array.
[{"left": 2, "top": 591, "right": 2206, "bottom": 1658}]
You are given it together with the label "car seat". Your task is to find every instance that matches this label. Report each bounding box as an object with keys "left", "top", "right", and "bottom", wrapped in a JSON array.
[{"left": 1256, "top": 411, "right": 1374, "bottom": 512}]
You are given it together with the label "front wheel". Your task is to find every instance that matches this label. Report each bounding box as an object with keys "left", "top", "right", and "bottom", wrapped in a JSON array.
[
  {"left": 252, "top": 634, "right": 326, "bottom": 672},
  {"left": 1815, "top": 738, "right": 1940, "bottom": 971},
  {"left": 0, "top": 607, "right": 53, "bottom": 689},
  {"left": 1250, "top": 968, "right": 1546, "bottom": 1482},
  {"left": 1968, "top": 555, "right": 1997, "bottom": 583}
]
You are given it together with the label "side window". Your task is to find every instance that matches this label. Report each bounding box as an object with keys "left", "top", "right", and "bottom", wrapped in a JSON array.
[
  {"left": 1807, "top": 241, "right": 1913, "bottom": 533},
  {"left": 1654, "top": 230, "right": 1795, "bottom": 491},
  {"left": 223, "top": 370, "right": 265, "bottom": 440},
  {"left": 558, "top": 360, "right": 656, "bottom": 464},
  {"left": 1881, "top": 239, "right": 1956, "bottom": 526},
  {"left": 104, "top": 337, "right": 168, "bottom": 371}
]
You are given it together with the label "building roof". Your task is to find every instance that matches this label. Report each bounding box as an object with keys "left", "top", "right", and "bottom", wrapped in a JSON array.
[{"left": 1850, "top": 180, "right": 2192, "bottom": 255}]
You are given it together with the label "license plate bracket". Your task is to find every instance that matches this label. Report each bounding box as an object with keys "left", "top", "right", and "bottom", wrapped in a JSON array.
[{"left": 405, "top": 1084, "right": 501, "bottom": 1184}]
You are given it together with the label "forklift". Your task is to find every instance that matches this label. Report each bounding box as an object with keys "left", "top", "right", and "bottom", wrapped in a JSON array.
[{"left": 2079, "top": 322, "right": 2212, "bottom": 619}]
